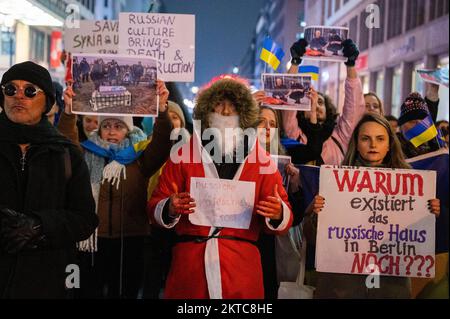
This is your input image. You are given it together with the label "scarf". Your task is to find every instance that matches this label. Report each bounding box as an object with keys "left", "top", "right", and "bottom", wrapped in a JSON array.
[
  {"left": 0, "top": 112, "right": 72, "bottom": 146},
  {"left": 77, "top": 127, "right": 148, "bottom": 252},
  {"left": 354, "top": 154, "right": 387, "bottom": 168},
  {"left": 297, "top": 114, "right": 336, "bottom": 144}
]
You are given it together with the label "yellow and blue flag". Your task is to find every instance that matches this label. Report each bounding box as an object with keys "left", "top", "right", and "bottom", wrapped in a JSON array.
[
  {"left": 299, "top": 65, "right": 320, "bottom": 81},
  {"left": 403, "top": 115, "right": 440, "bottom": 148},
  {"left": 260, "top": 37, "right": 285, "bottom": 71}
]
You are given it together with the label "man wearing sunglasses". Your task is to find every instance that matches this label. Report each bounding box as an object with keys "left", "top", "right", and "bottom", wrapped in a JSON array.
[{"left": 0, "top": 61, "right": 98, "bottom": 298}]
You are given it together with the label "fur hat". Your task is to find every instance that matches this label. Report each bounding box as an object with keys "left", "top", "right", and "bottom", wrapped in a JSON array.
[
  {"left": 398, "top": 92, "right": 430, "bottom": 126},
  {"left": 98, "top": 115, "right": 134, "bottom": 131},
  {"left": 0, "top": 61, "right": 55, "bottom": 114},
  {"left": 193, "top": 78, "right": 259, "bottom": 130}
]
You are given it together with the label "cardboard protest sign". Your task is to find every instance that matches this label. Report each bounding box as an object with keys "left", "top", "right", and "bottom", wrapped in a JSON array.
[
  {"left": 72, "top": 53, "right": 158, "bottom": 117},
  {"left": 119, "top": 12, "right": 195, "bottom": 82},
  {"left": 64, "top": 20, "right": 119, "bottom": 54},
  {"left": 261, "top": 73, "right": 312, "bottom": 111},
  {"left": 303, "top": 26, "right": 349, "bottom": 63},
  {"left": 316, "top": 166, "right": 436, "bottom": 278},
  {"left": 416, "top": 68, "right": 449, "bottom": 88},
  {"left": 189, "top": 178, "right": 255, "bottom": 229}
]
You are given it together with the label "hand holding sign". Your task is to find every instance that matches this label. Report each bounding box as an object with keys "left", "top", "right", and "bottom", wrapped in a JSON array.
[
  {"left": 256, "top": 184, "right": 283, "bottom": 220},
  {"left": 305, "top": 86, "right": 318, "bottom": 124},
  {"left": 157, "top": 80, "right": 169, "bottom": 113},
  {"left": 168, "top": 182, "right": 196, "bottom": 218},
  {"left": 63, "top": 84, "right": 75, "bottom": 115},
  {"left": 306, "top": 194, "right": 325, "bottom": 215},
  {"left": 252, "top": 90, "right": 267, "bottom": 106}
]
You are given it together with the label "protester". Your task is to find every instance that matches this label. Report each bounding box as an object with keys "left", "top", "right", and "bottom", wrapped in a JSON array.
[
  {"left": 282, "top": 38, "right": 365, "bottom": 165},
  {"left": 304, "top": 113, "right": 440, "bottom": 298},
  {"left": 397, "top": 92, "right": 441, "bottom": 159},
  {"left": 0, "top": 61, "right": 98, "bottom": 298},
  {"left": 385, "top": 114, "right": 399, "bottom": 132},
  {"left": 144, "top": 100, "right": 189, "bottom": 298},
  {"left": 364, "top": 92, "right": 384, "bottom": 115},
  {"left": 60, "top": 80, "right": 172, "bottom": 298},
  {"left": 148, "top": 77, "right": 293, "bottom": 299},
  {"left": 436, "top": 120, "right": 449, "bottom": 147}
]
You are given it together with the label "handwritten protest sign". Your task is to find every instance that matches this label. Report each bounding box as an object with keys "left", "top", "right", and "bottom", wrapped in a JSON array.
[
  {"left": 316, "top": 166, "right": 436, "bottom": 278},
  {"left": 189, "top": 178, "right": 255, "bottom": 229},
  {"left": 119, "top": 13, "right": 195, "bottom": 82},
  {"left": 64, "top": 20, "right": 119, "bottom": 54}
]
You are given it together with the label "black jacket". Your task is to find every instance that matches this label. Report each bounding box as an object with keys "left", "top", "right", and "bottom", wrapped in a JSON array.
[{"left": 0, "top": 142, "right": 98, "bottom": 298}]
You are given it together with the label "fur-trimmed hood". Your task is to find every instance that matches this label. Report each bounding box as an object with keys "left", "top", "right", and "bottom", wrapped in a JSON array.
[{"left": 193, "top": 78, "right": 259, "bottom": 130}]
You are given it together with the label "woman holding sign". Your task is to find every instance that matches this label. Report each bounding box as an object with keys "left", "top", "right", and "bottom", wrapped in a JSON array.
[
  {"left": 60, "top": 80, "right": 173, "bottom": 298},
  {"left": 306, "top": 113, "right": 440, "bottom": 298}
]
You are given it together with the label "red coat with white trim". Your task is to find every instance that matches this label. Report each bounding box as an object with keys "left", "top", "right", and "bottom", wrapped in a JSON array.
[{"left": 148, "top": 137, "right": 293, "bottom": 299}]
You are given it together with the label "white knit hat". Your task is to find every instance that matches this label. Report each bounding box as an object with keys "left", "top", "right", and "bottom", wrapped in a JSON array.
[{"left": 98, "top": 115, "right": 134, "bottom": 131}]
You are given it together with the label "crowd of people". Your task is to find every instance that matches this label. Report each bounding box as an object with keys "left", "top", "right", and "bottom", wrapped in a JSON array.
[{"left": 0, "top": 35, "right": 448, "bottom": 300}]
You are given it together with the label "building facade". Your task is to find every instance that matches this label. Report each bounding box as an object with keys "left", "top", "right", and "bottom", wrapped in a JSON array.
[
  {"left": 305, "top": 0, "right": 449, "bottom": 119},
  {"left": 0, "top": 0, "right": 96, "bottom": 82}
]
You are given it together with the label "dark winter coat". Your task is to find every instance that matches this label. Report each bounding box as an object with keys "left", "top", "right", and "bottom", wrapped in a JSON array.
[{"left": 0, "top": 142, "right": 98, "bottom": 298}]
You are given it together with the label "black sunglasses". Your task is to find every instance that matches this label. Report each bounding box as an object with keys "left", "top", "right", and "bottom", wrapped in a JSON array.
[{"left": 1, "top": 83, "right": 43, "bottom": 99}]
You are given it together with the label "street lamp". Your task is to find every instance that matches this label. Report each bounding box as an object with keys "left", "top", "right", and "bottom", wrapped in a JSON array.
[{"left": 3, "top": 16, "right": 15, "bottom": 67}]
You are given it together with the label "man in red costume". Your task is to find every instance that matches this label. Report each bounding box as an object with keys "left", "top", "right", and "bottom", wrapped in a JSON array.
[{"left": 148, "top": 77, "right": 293, "bottom": 299}]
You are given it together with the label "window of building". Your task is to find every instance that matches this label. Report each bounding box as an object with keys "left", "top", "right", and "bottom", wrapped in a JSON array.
[
  {"left": 335, "top": 0, "right": 341, "bottom": 12},
  {"left": 1, "top": 30, "right": 15, "bottom": 56},
  {"left": 391, "top": 66, "right": 402, "bottom": 117},
  {"left": 371, "top": 0, "right": 385, "bottom": 46},
  {"left": 104, "top": 0, "right": 108, "bottom": 7},
  {"left": 29, "top": 28, "right": 46, "bottom": 62},
  {"left": 327, "top": 0, "right": 333, "bottom": 17},
  {"left": 376, "top": 71, "right": 384, "bottom": 102},
  {"left": 344, "top": 0, "right": 350, "bottom": 4},
  {"left": 387, "top": 0, "right": 404, "bottom": 39},
  {"left": 406, "top": 0, "right": 425, "bottom": 31},
  {"left": 349, "top": 16, "right": 358, "bottom": 44},
  {"left": 360, "top": 75, "right": 370, "bottom": 93},
  {"left": 411, "top": 62, "right": 425, "bottom": 96},
  {"left": 429, "top": 0, "right": 449, "bottom": 21},
  {"left": 437, "top": 56, "right": 449, "bottom": 120},
  {"left": 359, "top": 10, "right": 369, "bottom": 51}
]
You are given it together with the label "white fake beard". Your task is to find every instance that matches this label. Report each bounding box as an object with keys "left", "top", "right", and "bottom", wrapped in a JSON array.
[{"left": 208, "top": 112, "right": 242, "bottom": 157}]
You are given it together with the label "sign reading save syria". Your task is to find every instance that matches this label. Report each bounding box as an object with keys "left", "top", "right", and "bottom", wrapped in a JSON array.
[
  {"left": 118, "top": 13, "right": 195, "bottom": 82},
  {"left": 316, "top": 166, "right": 436, "bottom": 278}
]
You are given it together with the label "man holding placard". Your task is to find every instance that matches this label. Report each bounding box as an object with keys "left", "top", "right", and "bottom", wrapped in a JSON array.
[{"left": 148, "top": 76, "right": 293, "bottom": 299}]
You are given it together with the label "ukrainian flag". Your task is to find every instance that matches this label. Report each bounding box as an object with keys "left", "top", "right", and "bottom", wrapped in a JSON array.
[
  {"left": 299, "top": 65, "right": 320, "bottom": 81},
  {"left": 260, "top": 37, "right": 285, "bottom": 71},
  {"left": 404, "top": 115, "right": 439, "bottom": 148}
]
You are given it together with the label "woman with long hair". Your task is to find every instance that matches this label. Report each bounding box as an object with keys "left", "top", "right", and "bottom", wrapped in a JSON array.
[{"left": 306, "top": 113, "right": 440, "bottom": 298}]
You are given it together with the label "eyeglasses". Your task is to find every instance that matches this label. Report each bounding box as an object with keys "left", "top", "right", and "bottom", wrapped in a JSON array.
[{"left": 1, "top": 83, "right": 43, "bottom": 99}]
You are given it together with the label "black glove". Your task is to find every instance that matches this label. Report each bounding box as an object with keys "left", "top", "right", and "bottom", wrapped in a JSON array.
[
  {"left": 0, "top": 208, "right": 46, "bottom": 254},
  {"left": 290, "top": 39, "right": 308, "bottom": 66},
  {"left": 342, "top": 39, "right": 359, "bottom": 67}
]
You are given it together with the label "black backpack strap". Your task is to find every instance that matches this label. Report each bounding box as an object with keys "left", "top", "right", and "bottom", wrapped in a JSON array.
[
  {"left": 64, "top": 147, "right": 72, "bottom": 182},
  {"left": 331, "top": 135, "right": 345, "bottom": 157}
]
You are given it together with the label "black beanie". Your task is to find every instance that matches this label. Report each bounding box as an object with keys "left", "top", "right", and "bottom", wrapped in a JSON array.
[{"left": 0, "top": 61, "right": 56, "bottom": 114}]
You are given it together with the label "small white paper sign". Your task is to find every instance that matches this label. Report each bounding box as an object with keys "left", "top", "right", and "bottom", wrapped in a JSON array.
[
  {"left": 189, "top": 177, "right": 255, "bottom": 229},
  {"left": 64, "top": 20, "right": 119, "bottom": 54}
]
